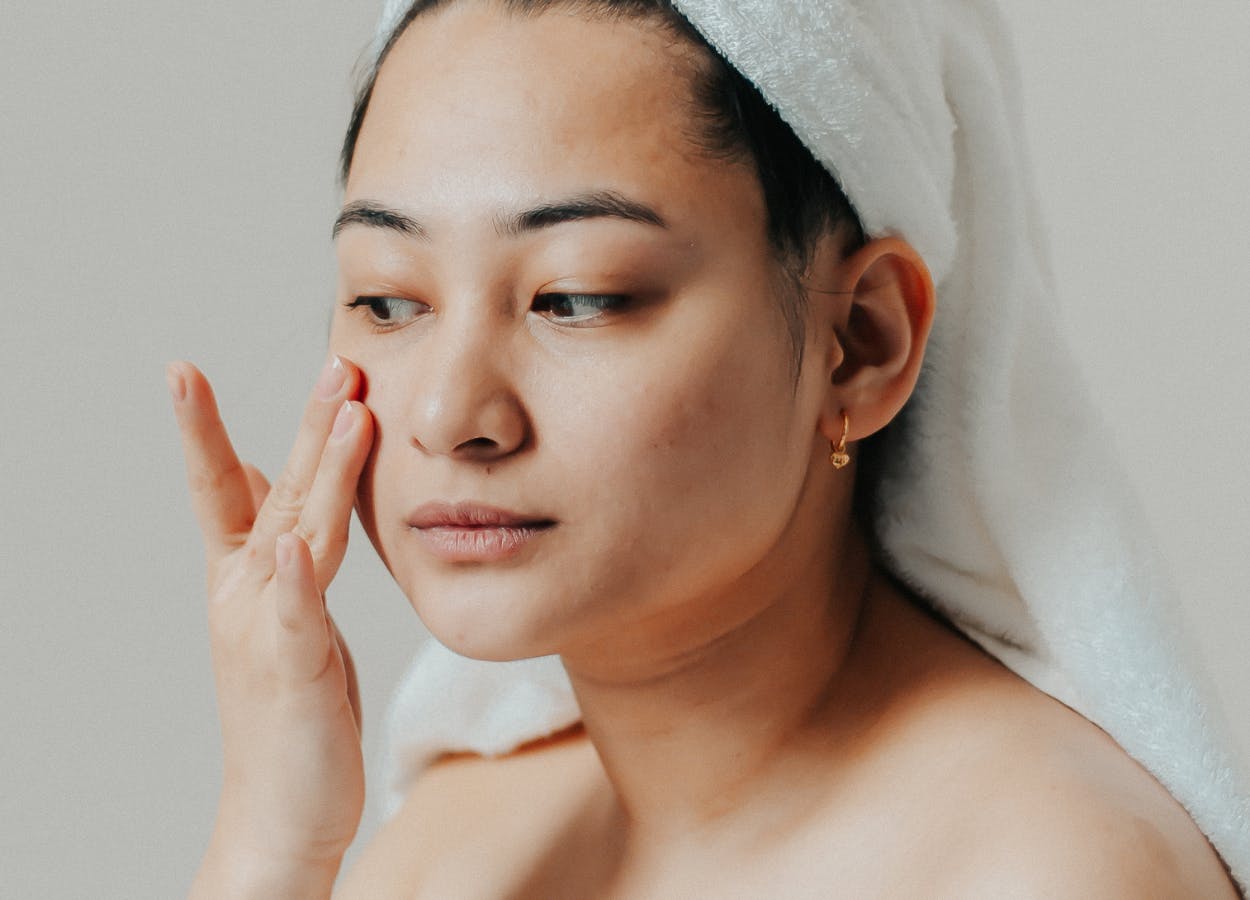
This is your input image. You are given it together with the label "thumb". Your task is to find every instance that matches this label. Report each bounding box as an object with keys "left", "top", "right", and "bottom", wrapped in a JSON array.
[{"left": 272, "top": 532, "right": 334, "bottom": 684}]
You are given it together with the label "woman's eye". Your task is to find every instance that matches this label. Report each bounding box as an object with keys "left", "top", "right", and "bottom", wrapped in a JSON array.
[
  {"left": 532, "top": 293, "right": 630, "bottom": 325},
  {"left": 344, "top": 296, "right": 428, "bottom": 328}
]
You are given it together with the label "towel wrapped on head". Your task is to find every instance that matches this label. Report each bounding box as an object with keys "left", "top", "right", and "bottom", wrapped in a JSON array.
[{"left": 370, "top": 0, "right": 1250, "bottom": 889}]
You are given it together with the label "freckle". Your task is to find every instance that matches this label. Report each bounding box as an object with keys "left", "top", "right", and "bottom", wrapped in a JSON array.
[{"left": 485, "top": 465, "right": 493, "bottom": 476}]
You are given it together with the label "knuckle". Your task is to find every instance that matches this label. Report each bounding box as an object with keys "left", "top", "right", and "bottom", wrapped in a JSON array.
[
  {"left": 188, "top": 459, "right": 244, "bottom": 497},
  {"left": 298, "top": 522, "right": 347, "bottom": 561},
  {"left": 291, "top": 521, "right": 318, "bottom": 550},
  {"left": 266, "top": 474, "right": 308, "bottom": 517},
  {"left": 234, "top": 540, "right": 269, "bottom": 575}
]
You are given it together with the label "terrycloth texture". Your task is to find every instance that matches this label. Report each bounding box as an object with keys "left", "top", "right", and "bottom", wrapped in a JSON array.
[
  {"left": 379, "top": 645, "right": 580, "bottom": 816},
  {"left": 370, "top": 0, "right": 1250, "bottom": 888}
]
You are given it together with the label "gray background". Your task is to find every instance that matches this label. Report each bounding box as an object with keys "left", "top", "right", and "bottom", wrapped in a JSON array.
[{"left": 1, "top": 2, "right": 1246, "bottom": 897}]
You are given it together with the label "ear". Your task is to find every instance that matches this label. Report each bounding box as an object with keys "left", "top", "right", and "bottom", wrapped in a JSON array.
[{"left": 813, "top": 236, "right": 935, "bottom": 450}]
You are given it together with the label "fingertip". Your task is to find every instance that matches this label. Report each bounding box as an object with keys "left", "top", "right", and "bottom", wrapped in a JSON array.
[
  {"left": 333, "top": 353, "right": 358, "bottom": 375},
  {"left": 167, "top": 361, "right": 215, "bottom": 407},
  {"left": 348, "top": 398, "right": 376, "bottom": 439},
  {"left": 274, "top": 533, "right": 324, "bottom": 638},
  {"left": 332, "top": 354, "right": 366, "bottom": 401},
  {"left": 165, "top": 362, "right": 188, "bottom": 404},
  {"left": 275, "top": 532, "right": 304, "bottom": 571}
]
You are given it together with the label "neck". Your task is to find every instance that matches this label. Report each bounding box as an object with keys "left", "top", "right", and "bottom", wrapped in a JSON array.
[{"left": 558, "top": 510, "right": 878, "bottom": 850}]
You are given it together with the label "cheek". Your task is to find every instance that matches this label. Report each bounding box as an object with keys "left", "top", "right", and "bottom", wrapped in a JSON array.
[
  {"left": 556, "top": 325, "right": 808, "bottom": 583},
  {"left": 334, "top": 302, "right": 812, "bottom": 627}
]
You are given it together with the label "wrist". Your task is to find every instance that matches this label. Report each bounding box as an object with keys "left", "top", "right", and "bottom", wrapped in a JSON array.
[{"left": 190, "top": 829, "right": 343, "bottom": 900}]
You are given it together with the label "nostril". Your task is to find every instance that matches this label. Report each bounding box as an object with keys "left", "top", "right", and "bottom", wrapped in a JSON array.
[
  {"left": 458, "top": 437, "right": 498, "bottom": 451},
  {"left": 456, "top": 429, "right": 536, "bottom": 463},
  {"left": 451, "top": 436, "right": 505, "bottom": 460}
]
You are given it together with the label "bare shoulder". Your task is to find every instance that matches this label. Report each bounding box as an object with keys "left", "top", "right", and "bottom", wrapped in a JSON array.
[
  {"left": 936, "top": 686, "right": 1239, "bottom": 899},
  {"left": 856, "top": 593, "right": 1239, "bottom": 898},
  {"left": 335, "top": 725, "right": 602, "bottom": 899},
  {"left": 953, "top": 772, "right": 1239, "bottom": 898}
]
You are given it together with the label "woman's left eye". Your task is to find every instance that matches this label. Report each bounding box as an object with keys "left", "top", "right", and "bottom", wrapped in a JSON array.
[
  {"left": 531, "top": 293, "right": 630, "bottom": 326},
  {"left": 344, "top": 296, "right": 428, "bottom": 328}
]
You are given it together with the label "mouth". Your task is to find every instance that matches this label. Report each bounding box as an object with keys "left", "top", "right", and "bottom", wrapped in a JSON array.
[{"left": 406, "top": 502, "right": 557, "bottom": 563}]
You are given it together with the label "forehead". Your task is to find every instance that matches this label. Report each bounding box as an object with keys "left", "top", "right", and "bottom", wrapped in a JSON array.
[{"left": 346, "top": 2, "right": 756, "bottom": 225}]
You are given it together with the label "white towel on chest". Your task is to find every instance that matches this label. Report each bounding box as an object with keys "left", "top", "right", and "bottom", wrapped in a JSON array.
[{"left": 369, "top": 0, "right": 1249, "bottom": 890}]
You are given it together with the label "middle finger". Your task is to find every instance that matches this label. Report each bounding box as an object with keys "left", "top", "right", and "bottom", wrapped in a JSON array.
[{"left": 245, "top": 355, "right": 359, "bottom": 557}]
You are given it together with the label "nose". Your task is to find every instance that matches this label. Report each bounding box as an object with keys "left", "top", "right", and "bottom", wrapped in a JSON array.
[{"left": 405, "top": 316, "right": 530, "bottom": 463}]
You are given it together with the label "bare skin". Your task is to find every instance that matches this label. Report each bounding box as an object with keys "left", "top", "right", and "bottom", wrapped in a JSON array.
[
  {"left": 339, "top": 582, "right": 1235, "bottom": 899},
  {"left": 173, "top": 1, "right": 1239, "bottom": 897}
]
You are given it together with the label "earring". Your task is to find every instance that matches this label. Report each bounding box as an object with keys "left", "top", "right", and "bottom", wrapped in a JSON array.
[{"left": 830, "top": 412, "right": 851, "bottom": 469}]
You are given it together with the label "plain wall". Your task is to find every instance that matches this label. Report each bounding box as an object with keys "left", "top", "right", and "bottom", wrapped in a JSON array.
[{"left": 1, "top": 2, "right": 1245, "bottom": 897}]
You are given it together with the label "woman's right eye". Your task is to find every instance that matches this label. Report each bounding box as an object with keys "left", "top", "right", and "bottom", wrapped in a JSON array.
[{"left": 344, "top": 296, "right": 429, "bottom": 329}]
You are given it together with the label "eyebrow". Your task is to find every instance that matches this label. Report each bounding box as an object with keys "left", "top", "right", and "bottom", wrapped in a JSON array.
[
  {"left": 498, "top": 190, "right": 667, "bottom": 236},
  {"left": 332, "top": 201, "right": 426, "bottom": 240},
  {"left": 331, "top": 190, "right": 667, "bottom": 240}
]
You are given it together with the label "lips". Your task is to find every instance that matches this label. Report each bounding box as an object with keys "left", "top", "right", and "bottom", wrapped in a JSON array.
[
  {"left": 406, "top": 501, "right": 555, "bottom": 530},
  {"left": 406, "top": 502, "right": 556, "bottom": 563}
]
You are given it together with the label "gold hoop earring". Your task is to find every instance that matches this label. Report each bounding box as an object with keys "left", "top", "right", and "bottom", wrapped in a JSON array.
[{"left": 830, "top": 412, "right": 851, "bottom": 469}]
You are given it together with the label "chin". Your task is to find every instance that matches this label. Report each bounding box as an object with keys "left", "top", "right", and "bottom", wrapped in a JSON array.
[{"left": 406, "top": 578, "right": 567, "bottom": 663}]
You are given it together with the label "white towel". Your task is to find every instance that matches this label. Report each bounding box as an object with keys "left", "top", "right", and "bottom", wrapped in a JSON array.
[{"left": 369, "top": 0, "right": 1249, "bottom": 888}]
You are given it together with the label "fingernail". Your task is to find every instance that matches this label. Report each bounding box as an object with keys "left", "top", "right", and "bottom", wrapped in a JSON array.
[
  {"left": 331, "top": 400, "right": 355, "bottom": 440},
  {"left": 165, "top": 363, "right": 186, "bottom": 403},
  {"left": 315, "top": 355, "right": 346, "bottom": 400}
]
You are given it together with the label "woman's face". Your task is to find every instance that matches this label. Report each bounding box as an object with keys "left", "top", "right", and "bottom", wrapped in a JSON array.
[{"left": 331, "top": 1, "right": 836, "bottom": 661}]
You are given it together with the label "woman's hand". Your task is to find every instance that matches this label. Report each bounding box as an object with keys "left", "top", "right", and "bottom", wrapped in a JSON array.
[{"left": 168, "top": 357, "right": 374, "bottom": 898}]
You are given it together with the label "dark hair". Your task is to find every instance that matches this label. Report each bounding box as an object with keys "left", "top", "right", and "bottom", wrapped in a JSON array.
[{"left": 339, "top": 0, "right": 865, "bottom": 361}]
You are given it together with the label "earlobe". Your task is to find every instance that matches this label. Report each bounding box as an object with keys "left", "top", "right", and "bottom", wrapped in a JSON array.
[{"left": 819, "top": 236, "right": 935, "bottom": 446}]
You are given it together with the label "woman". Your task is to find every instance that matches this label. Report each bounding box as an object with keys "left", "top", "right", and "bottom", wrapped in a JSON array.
[{"left": 170, "top": 0, "right": 1247, "bottom": 896}]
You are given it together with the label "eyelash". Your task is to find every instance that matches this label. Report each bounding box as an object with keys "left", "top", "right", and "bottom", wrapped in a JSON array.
[
  {"left": 343, "top": 296, "right": 429, "bottom": 333},
  {"left": 531, "top": 293, "right": 631, "bottom": 326},
  {"left": 344, "top": 292, "right": 632, "bottom": 330}
]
